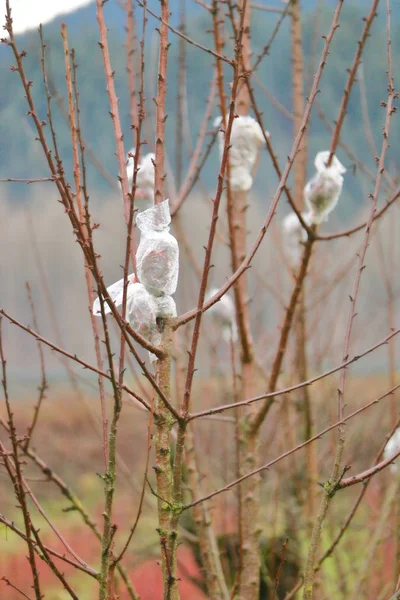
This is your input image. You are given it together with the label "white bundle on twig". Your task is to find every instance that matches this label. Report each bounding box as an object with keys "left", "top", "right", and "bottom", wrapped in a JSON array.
[
  {"left": 93, "top": 199, "right": 179, "bottom": 362},
  {"left": 136, "top": 200, "right": 179, "bottom": 297},
  {"left": 384, "top": 428, "right": 400, "bottom": 473},
  {"left": 282, "top": 211, "right": 312, "bottom": 267},
  {"left": 92, "top": 273, "right": 137, "bottom": 316},
  {"left": 214, "top": 115, "right": 267, "bottom": 192},
  {"left": 124, "top": 147, "right": 155, "bottom": 213},
  {"left": 304, "top": 151, "right": 346, "bottom": 224},
  {"left": 205, "top": 287, "right": 238, "bottom": 342},
  {"left": 126, "top": 282, "right": 162, "bottom": 352}
]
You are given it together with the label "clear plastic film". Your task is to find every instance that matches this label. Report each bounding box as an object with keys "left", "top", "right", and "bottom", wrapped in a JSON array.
[
  {"left": 384, "top": 428, "right": 400, "bottom": 474},
  {"left": 92, "top": 273, "right": 137, "bottom": 316},
  {"left": 154, "top": 294, "right": 177, "bottom": 320},
  {"left": 124, "top": 148, "right": 155, "bottom": 214},
  {"left": 214, "top": 115, "right": 268, "bottom": 192},
  {"left": 126, "top": 283, "right": 161, "bottom": 362},
  {"left": 282, "top": 211, "right": 312, "bottom": 267},
  {"left": 136, "top": 199, "right": 179, "bottom": 297},
  {"left": 205, "top": 287, "right": 238, "bottom": 342},
  {"left": 304, "top": 151, "right": 346, "bottom": 224},
  {"left": 92, "top": 199, "right": 179, "bottom": 362}
]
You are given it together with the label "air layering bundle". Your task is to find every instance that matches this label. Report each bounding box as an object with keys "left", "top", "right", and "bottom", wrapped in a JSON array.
[{"left": 93, "top": 200, "right": 179, "bottom": 361}]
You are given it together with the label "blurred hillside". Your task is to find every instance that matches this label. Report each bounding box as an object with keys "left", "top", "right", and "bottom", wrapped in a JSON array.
[
  {"left": 1, "top": 1, "right": 399, "bottom": 218},
  {"left": 1, "top": 0, "right": 399, "bottom": 380}
]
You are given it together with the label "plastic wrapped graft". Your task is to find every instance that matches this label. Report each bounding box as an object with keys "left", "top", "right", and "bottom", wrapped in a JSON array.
[
  {"left": 136, "top": 199, "right": 179, "bottom": 297},
  {"left": 304, "top": 151, "right": 346, "bottom": 224},
  {"left": 126, "top": 283, "right": 161, "bottom": 361},
  {"left": 93, "top": 199, "right": 179, "bottom": 361},
  {"left": 92, "top": 273, "right": 137, "bottom": 316},
  {"left": 214, "top": 115, "right": 268, "bottom": 192},
  {"left": 384, "top": 428, "right": 400, "bottom": 474},
  {"left": 93, "top": 278, "right": 176, "bottom": 361},
  {"left": 205, "top": 287, "right": 238, "bottom": 342},
  {"left": 282, "top": 211, "right": 312, "bottom": 267}
]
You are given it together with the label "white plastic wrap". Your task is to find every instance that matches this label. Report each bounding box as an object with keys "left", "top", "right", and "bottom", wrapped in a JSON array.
[
  {"left": 154, "top": 294, "right": 177, "bottom": 319},
  {"left": 126, "top": 283, "right": 161, "bottom": 360},
  {"left": 214, "top": 115, "right": 267, "bottom": 192},
  {"left": 92, "top": 199, "right": 179, "bottom": 362},
  {"left": 282, "top": 211, "right": 312, "bottom": 266},
  {"left": 304, "top": 151, "right": 346, "bottom": 224},
  {"left": 92, "top": 273, "right": 137, "bottom": 316},
  {"left": 205, "top": 287, "right": 238, "bottom": 342},
  {"left": 384, "top": 428, "right": 400, "bottom": 473},
  {"left": 136, "top": 199, "right": 179, "bottom": 297}
]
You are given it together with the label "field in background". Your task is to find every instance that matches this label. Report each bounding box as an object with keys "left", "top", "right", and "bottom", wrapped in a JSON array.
[{"left": 1, "top": 368, "right": 398, "bottom": 598}]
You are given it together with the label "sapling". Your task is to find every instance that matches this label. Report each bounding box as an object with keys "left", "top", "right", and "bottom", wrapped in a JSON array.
[{"left": 304, "top": 151, "right": 346, "bottom": 224}]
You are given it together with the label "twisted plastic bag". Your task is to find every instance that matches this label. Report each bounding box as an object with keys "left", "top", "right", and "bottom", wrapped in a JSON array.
[
  {"left": 282, "top": 211, "right": 312, "bottom": 266},
  {"left": 205, "top": 287, "right": 238, "bottom": 342},
  {"left": 136, "top": 199, "right": 179, "bottom": 297},
  {"left": 304, "top": 151, "right": 346, "bottom": 224},
  {"left": 92, "top": 273, "right": 137, "bottom": 316},
  {"left": 93, "top": 200, "right": 178, "bottom": 361},
  {"left": 214, "top": 115, "right": 267, "bottom": 192},
  {"left": 126, "top": 283, "right": 161, "bottom": 360},
  {"left": 384, "top": 428, "right": 400, "bottom": 474}
]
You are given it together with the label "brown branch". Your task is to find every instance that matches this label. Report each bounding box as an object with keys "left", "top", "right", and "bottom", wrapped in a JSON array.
[
  {"left": 31, "top": 527, "right": 80, "bottom": 600},
  {"left": 182, "top": 381, "right": 400, "bottom": 510},
  {"left": 153, "top": 0, "right": 169, "bottom": 203},
  {"left": 326, "top": 0, "right": 379, "bottom": 166},
  {"left": 189, "top": 326, "right": 400, "bottom": 419},
  {"left": 250, "top": 0, "right": 293, "bottom": 75},
  {"left": 303, "top": 3, "right": 397, "bottom": 595},
  {"left": 171, "top": 71, "right": 218, "bottom": 215},
  {"left": 1, "top": 578, "right": 33, "bottom": 600},
  {"left": 135, "top": 0, "right": 234, "bottom": 65},
  {"left": 0, "top": 177, "right": 58, "bottom": 183},
  {"left": 250, "top": 239, "right": 314, "bottom": 434},
  {"left": 0, "top": 317, "right": 42, "bottom": 600},
  {"left": 24, "top": 283, "right": 48, "bottom": 450},
  {"left": 317, "top": 189, "right": 400, "bottom": 241},
  {"left": 316, "top": 414, "right": 400, "bottom": 572},
  {"left": 0, "top": 512, "right": 99, "bottom": 578},
  {"left": 112, "top": 395, "right": 155, "bottom": 567},
  {"left": 0, "top": 415, "right": 138, "bottom": 597},
  {"left": 176, "top": 0, "right": 344, "bottom": 330},
  {"left": 125, "top": 0, "right": 139, "bottom": 141},
  {"left": 0, "top": 307, "right": 151, "bottom": 411},
  {"left": 95, "top": 0, "right": 131, "bottom": 228}
]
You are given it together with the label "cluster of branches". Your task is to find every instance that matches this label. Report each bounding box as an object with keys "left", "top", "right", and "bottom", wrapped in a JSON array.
[{"left": 1, "top": 0, "right": 400, "bottom": 599}]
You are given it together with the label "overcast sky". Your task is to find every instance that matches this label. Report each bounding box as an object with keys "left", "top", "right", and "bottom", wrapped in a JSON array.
[{"left": 5, "top": 0, "right": 92, "bottom": 34}]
